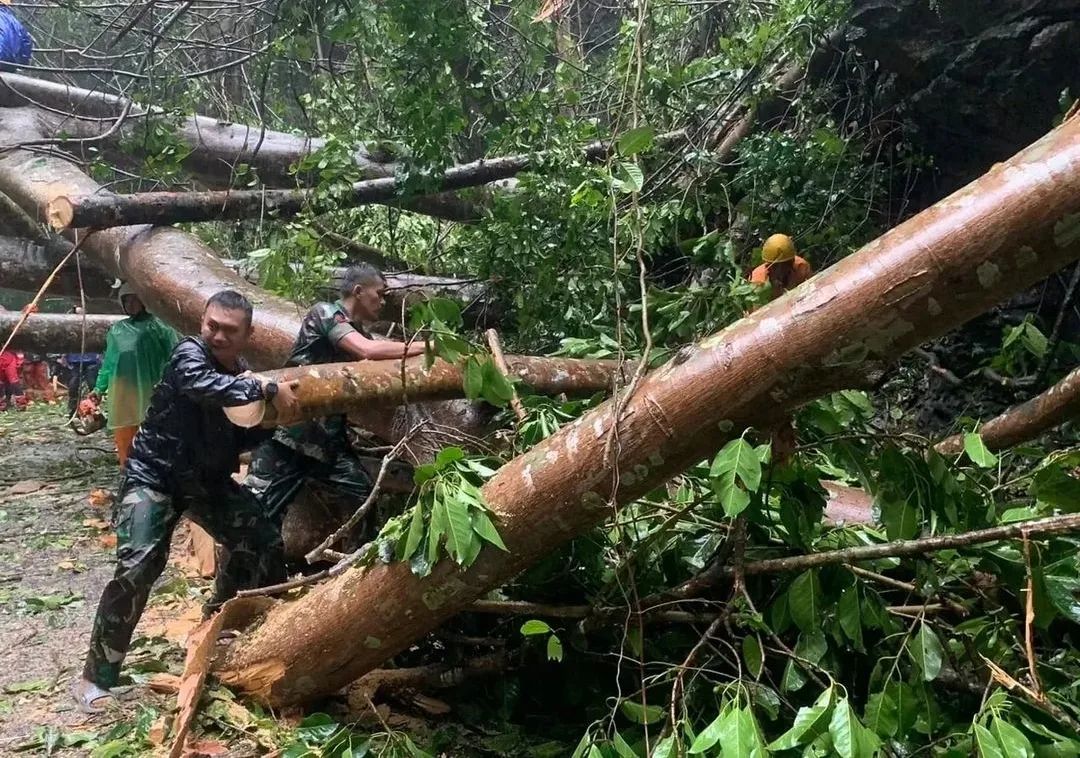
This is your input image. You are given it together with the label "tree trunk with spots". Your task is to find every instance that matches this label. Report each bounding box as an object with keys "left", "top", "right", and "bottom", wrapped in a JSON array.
[{"left": 214, "top": 115, "right": 1080, "bottom": 707}]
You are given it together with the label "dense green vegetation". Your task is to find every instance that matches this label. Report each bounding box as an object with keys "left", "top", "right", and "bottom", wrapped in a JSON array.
[{"left": 12, "top": 0, "right": 1080, "bottom": 754}]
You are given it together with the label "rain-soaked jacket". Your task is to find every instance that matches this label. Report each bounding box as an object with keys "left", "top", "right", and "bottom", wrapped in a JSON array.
[
  {"left": 125, "top": 337, "right": 270, "bottom": 491},
  {"left": 93, "top": 312, "right": 178, "bottom": 431}
]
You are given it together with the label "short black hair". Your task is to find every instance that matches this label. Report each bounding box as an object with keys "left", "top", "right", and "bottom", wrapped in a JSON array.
[
  {"left": 205, "top": 289, "right": 253, "bottom": 325},
  {"left": 340, "top": 263, "right": 385, "bottom": 295}
]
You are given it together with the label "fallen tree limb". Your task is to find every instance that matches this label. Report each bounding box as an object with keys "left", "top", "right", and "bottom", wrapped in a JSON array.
[
  {"left": 231, "top": 354, "right": 622, "bottom": 427},
  {"left": 214, "top": 114, "right": 1080, "bottom": 706},
  {"left": 936, "top": 365, "right": 1080, "bottom": 454},
  {"left": 730, "top": 513, "right": 1080, "bottom": 577},
  {"left": 46, "top": 149, "right": 592, "bottom": 230},
  {"left": 0, "top": 74, "right": 479, "bottom": 222},
  {"left": 0, "top": 312, "right": 121, "bottom": 352},
  {"left": 468, "top": 599, "right": 714, "bottom": 625}
]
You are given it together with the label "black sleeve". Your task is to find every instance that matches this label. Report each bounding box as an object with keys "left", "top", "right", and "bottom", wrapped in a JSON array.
[{"left": 171, "top": 341, "right": 264, "bottom": 407}]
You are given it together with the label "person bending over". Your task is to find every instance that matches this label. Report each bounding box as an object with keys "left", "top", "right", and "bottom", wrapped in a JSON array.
[
  {"left": 245, "top": 264, "right": 423, "bottom": 539},
  {"left": 73, "top": 290, "right": 298, "bottom": 713}
]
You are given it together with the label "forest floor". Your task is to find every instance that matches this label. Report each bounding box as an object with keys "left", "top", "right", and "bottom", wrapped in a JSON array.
[
  {"left": 0, "top": 403, "right": 207, "bottom": 756},
  {"left": 0, "top": 404, "right": 556, "bottom": 758}
]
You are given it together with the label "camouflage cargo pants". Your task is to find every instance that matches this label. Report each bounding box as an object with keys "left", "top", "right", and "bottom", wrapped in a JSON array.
[
  {"left": 245, "top": 438, "right": 372, "bottom": 523},
  {"left": 82, "top": 475, "right": 285, "bottom": 688}
]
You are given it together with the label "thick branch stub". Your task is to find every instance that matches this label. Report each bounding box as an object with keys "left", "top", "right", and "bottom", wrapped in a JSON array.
[{"left": 45, "top": 196, "right": 75, "bottom": 231}]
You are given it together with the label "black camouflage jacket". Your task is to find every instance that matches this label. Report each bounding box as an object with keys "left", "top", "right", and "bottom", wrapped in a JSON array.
[{"left": 125, "top": 337, "right": 270, "bottom": 490}]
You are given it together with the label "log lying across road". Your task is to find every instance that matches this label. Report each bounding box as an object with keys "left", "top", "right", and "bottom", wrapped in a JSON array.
[{"left": 215, "top": 112, "right": 1080, "bottom": 706}]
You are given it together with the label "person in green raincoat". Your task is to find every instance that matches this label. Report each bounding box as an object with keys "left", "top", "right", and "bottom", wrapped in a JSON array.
[{"left": 89, "top": 284, "right": 178, "bottom": 466}]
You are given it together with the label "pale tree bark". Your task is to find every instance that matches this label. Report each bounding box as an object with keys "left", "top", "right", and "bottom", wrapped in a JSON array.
[
  {"left": 0, "top": 74, "right": 481, "bottom": 222},
  {"left": 0, "top": 235, "right": 116, "bottom": 300},
  {"left": 936, "top": 365, "right": 1080, "bottom": 454},
  {"left": 0, "top": 312, "right": 121, "bottom": 352},
  {"left": 214, "top": 114, "right": 1080, "bottom": 707}
]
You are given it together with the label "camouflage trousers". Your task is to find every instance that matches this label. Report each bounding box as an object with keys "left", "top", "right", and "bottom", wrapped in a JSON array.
[
  {"left": 245, "top": 439, "right": 373, "bottom": 523},
  {"left": 82, "top": 474, "right": 285, "bottom": 688}
]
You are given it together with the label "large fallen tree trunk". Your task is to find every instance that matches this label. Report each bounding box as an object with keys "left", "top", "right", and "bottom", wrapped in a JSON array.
[
  {"left": 0, "top": 312, "right": 121, "bottom": 352},
  {"left": 0, "top": 235, "right": 116, "bottom": 300},
  {"left": 0, "top": 74, "right": 480, "bottom": 222},
  {"left": 936, "top": 365, "right": 1080, "bottom": 454},
  {"left": 212, "top": 114, "right": 1080, "bottom": 706}
]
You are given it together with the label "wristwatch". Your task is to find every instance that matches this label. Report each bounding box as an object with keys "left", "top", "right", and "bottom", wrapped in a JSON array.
[{"left": 263, "top": 381, "right": 279, "bottom": 401}]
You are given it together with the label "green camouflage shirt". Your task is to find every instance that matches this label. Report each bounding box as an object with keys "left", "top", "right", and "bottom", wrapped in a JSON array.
[{"left": 274, "top": 300, "right": 367, "bottom": 461}]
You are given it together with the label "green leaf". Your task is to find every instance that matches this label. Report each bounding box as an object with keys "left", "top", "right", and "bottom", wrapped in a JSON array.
[
  {"left": 710, "top": 437, "right": 762, "bottom": 517},
  {"left": 481, "top": 359, "right": 515, "bottom": 405},
  {"left": 428, "top": 298, "right": 462, "bottom": 328},
  {"left": 611, "top": 731, "right": 636, "bottom": 758},
  {"left": 1022, "top": 323, "right": 1048, "bottom": 358},
  {"left": 297, "top": 712, "right": 339, "bottom": 743},
  {"left": 717, "top": 707, "right": 767, "bottom": 758},
  {"left": 788, "top": 570, "right": 824, "bottom": 632},
  {"left": 402, "top": 506, "right": 424, "bottom": 560},
  {"left": 974, "top": 722, "right": 1006, "bottom": 758},
  {"left": 617, "top": 125, "right": 655, "bottom": 156},
  {"left": 472, "top": 511, "right": 508, "bottom": 551},
  {"left": 838, "top": 584, "right": 864, "bottom": 650},
  {"left": 991, "top": 717, "right": 1034, "bottom": 758},
  {"left": 742, "top": 635, "right": 763, "bottom": 678},
  {"left": 434, "top": 446, "right": 465, "bottom": 470},
  {"left": 1043, "top": 574, "right": 1080, "bottom": 623},
  {"left": 443, "top": 497, "right": 476, "bottom": 564},
  {"left": 413, "top": 464, "right": 437, "bottom": 486},
  {"left": 910, "top": 622, "right": 945, "bottom": 681},
  {"left": 769, "top": 685, "right": 834, "bottom": 750},
  {"left": 520, "top": 619, "right": 552, "bottom": 636},
  {"left": 426, "top": 499, "right": 447, "bottom": 564},
  {"left": 1030, "top": 465, "right": 1080, "bottom": 510},
  {"left": 612, "top": 161, "right": 644, "bottom": 193},
  {"left": 546, "top": 634, "right": 564, "bottom": 662},
  {"left": 463, "top": 357, "right": 484, "bottom": 400},
  {"left": 828, "top": 697, "right": 864, "bottom": 758},
  {"left": 620, "top": 699, "right": 665, "bottom": 725},
  {"left": 4, "top": 679, "right": 48, "bottom": 694},
  {"left": 964, "top": 433, "right": 999, "bottom": 468},
  {"left": 651, "top": 736, "right": 676, "bottom": 758},
  {"left": 688, "top": 710, "right": 726, "bottom": 754}
]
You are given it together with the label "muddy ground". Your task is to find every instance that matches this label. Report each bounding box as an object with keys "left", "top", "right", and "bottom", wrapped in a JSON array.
[{"left": 0, "top": 403, "right": 207, "bottom": 756}]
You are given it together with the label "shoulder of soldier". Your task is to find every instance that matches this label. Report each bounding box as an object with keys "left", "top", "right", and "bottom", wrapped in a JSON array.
[
  {"left": 749, "top": 264, "right": 768, "bottom": 284},
  {"left": 794, "top": 256, "right": 813, "bottom": 278},
  {"left": 170, "top": 336, "right": 206, "bottom": 365}
]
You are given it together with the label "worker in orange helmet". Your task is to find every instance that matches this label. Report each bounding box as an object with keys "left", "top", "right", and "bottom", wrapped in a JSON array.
[
  {"left": 749, "top": 233, "right": 813, "bottom": 298},
  {"left": 748, "top": 233, "right": 813, "bottom": 464}
]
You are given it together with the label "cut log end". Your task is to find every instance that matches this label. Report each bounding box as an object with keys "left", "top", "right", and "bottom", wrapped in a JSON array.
[{"left": 46, "top": 196, "right": 75, "bottom": 230}]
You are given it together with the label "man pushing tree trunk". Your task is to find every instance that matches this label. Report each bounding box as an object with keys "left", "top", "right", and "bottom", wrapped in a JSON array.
[
  {"left": 244, "top": 264, "right": 424, "bottom": 546},
  {"left": 73, "top": 290, "right": 300, "bottom": 713}
]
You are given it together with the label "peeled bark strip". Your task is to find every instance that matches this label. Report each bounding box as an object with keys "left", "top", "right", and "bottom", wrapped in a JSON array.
[
  {"left": 247, "top": 355, "right": 620, "bottom": 426},
  {"left": 936, "top": 366, "right": 1080, "bottom": 454},
  {"left": 0, "top": 312, "right": 121, "bottom": 352},
  {"left": 216, "top": 116, "right": 1080, "bottom": 706}
]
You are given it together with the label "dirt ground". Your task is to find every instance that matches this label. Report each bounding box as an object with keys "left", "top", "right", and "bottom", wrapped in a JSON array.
[{"left": 0, "top": 403, "right": 206, "bottom": 756}]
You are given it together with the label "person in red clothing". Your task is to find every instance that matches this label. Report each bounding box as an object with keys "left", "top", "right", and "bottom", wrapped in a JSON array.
[
  {"left": 0, "top": 349, "right": 26, "bottom": 411},
  {"left": 749, "top": 233, "right": 812, "bottom": 297},
  {"left": 748, "top": 233, "right": 813, "bottom": 463}
]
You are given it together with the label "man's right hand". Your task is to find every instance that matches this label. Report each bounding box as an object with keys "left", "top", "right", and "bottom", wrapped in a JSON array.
[{"left": 270, "top": 379, "right": 301, "bottom": 418}]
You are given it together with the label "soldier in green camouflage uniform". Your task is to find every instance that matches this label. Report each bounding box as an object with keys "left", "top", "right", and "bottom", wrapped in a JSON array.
[
  {"left": 245, "top": 264, "right": 424, "bottom": 530},
  {"left": 74, "top": 291, "right": 300, "bottom": 713}
]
